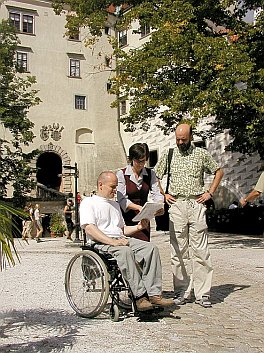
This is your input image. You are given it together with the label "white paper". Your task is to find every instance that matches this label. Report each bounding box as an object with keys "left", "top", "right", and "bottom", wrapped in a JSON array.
[{"left": 132, "top": 202, "right": 164, "bottom": 222}]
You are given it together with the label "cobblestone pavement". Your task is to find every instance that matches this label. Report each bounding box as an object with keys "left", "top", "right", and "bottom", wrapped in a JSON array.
[{"left": 0, "top": 230, "right": 264, "bottom": 353}]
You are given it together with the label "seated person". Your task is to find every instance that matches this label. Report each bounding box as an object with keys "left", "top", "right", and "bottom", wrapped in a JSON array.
[{"left": 79, "top": 170, "right": 174, "bottom": 312}]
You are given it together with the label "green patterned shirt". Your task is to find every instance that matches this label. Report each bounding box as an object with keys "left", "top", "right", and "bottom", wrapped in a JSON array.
[{"left": 154, "top": 145, "right": 220, "bottom": 196}]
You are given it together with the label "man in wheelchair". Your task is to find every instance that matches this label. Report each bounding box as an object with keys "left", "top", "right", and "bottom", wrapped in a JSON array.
[{"left": 80, "top": 171, "right": 174, "bottom": 312}]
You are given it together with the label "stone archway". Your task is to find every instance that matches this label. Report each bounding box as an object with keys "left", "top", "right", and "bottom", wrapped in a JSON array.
[{"left": 32, "top": 142, "right": 73, "bottom": 194}]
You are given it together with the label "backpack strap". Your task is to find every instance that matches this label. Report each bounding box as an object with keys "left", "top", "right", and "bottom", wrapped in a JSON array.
[{"left": 165, "top": 148, "right": 173, "bottom": 193}]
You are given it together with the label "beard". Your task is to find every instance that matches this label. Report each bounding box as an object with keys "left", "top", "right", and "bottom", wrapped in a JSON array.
[{"left": 177, "top": 141, "right": 191, "bottom": 152}]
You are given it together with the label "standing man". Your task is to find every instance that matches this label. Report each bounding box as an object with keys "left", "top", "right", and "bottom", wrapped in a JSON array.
[
  {"left": 240, "top": 171, "right": 264, "bottom": 206},
  {"left": 155, "top": 123, "right": 223, "bottom": 307}
]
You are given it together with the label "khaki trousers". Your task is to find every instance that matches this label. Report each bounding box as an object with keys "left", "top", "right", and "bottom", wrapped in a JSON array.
[
  {"left": 95, "top": 238, "right": 162, "bottom": 298},
  {"left": 169, "top": 199, "right": 213, "bottom": 300}
]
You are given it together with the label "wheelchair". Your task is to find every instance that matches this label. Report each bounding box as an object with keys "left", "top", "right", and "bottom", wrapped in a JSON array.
[{"left": 65, "top": 243, "right": 134, "bottom": 321}]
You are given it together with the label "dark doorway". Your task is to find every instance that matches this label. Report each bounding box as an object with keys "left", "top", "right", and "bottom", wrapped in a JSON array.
[{"left": 36, "top": 152, "right": 62, "bottom": 190}]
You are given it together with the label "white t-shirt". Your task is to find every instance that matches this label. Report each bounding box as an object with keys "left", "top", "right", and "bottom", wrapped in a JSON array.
[
  {"left": 34, "top": 208, "right": 40, "bottom": 221},
  {"left": 79, "top": 195, "right": 125, "bottom": 239}
]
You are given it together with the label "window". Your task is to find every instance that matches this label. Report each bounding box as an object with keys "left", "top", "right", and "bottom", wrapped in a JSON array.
[
  {"left": 22, "top": 14, "right": 33, "bottom": 33},
  {"left": 9, "top": 12, "right": 20, "bottom": 31},
  {"left": 70, "top": 59, "right": 80, "bottom": 77},
  {"left": 118, "top": 30, "right": 127, "bottom": 47},
  {"left": 120, "top": 100, "right": 127, "bottom": 115},
  {"left": 75, "top": 95, "right": 86, "bottom": 110},
  {"left": 17, "top": 52, "right": 28, "bottom": 71},
  {"left": 68, "top": 29, "right": 80, "bottom": 41},
  {"left": 104, "top": 26, "right": 110, "bottom": 35},
  {"left": 9, "top": 11, "right": 34, "bottom": 34},
  {"left": 140, "top": 23, "right": 150, "bottom": 37}
]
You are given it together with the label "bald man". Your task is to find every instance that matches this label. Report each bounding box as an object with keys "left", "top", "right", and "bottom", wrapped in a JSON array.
[
  {"left": 155, "top": 123, "right": 223, "bottom": 307},
  {"left": 79, "top": 171, "right": 174, "bottom": 312}
]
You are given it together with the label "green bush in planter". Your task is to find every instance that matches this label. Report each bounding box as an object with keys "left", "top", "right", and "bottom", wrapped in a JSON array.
[{"left": 50, "top": 213, "right": 66, "bottom": 234}]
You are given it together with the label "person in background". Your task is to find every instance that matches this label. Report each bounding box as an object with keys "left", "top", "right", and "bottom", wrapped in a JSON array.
[
  {"left": 22, "top": 203, "right": 34, "bottom": 240},
  {"left": 80, "top": 170, "right": 174, "bottom": 311},
  {"left": 116, "top": 143, "right": 164, "bottom": 242},
  {"left": 240, "top": 172, "right": 264, "bottom": 207},
  {"left": 64, "top": 199, "right": 75, "bottom": 240},
  {"left": 228, "top": 201, "right": 239, "bottom": 209},
  {"left": 155, "top": 123, "right": 224, "bottom": 308},
  {"left": 34, "top": 204, "right": 43, "bottom": 243}
]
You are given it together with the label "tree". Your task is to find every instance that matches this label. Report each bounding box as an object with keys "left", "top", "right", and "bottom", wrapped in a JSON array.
[
  {"left": 52, "top": 0, "right": 264, "bottom": 158},
  {"left": 0, "top": 20, "right": 41, "bottom": 205}
]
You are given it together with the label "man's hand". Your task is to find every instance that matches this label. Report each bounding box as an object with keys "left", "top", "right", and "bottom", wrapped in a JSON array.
[
  {"left": 239, "top": 197, "right": 247, "bottom": 207},
  {"left": 109, "top": 238, "right": 129, "bottom": 246},
  {"left": 165, "top": 194, "right": 176, "bottom": 205},
  {"left": 155, "top": 206, "right": 164, "bottom": 216},
  {"left": 196, "top": 192, "right": 212, "bottom": 204},
  {"left": 137, "top": 218, "right": 149, "bottom": 230}
]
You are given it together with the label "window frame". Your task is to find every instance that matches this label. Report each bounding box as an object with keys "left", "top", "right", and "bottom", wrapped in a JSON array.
[
  {"left": 120, "top": 100, "right": 127, "bottom": 115},
  {"left": 69, "top": 58, "right": 81, "bottom": 78},
  {"left": 118, "top": 30, "right": 128, "bottom": 47},
  {"left": 9, "top": 10, "right": 35, "bottom": 34},
  {"left": 9, "top": 12, "right": 20, "bottom": 31},
  {"left": 17, "top": 51, "right": 28, "bottom": 71},
  {"left": 75, "top": 95, "right": 86, "bottom": 110},
  {"left": 22, "top": 14, "right": 34, "bottom": 34},
  {"left": 140, "top": 23, "right": 151, "bottom": 38}
]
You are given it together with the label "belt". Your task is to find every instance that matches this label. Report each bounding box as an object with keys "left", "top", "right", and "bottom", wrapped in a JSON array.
[{"left": 171, "top": 194, "right": 200, "bottom": 200}]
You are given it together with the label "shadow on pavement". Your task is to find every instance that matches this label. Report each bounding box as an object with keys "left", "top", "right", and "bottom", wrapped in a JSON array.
[
  {"left": 209, "top": 233, "right": 264, "bottom": 249},
  {"left": 211, "top": 283, "right": 250, "bottom": 304},
  {"left": 0, "top": 308, "right": 95, "bottom": 353}
]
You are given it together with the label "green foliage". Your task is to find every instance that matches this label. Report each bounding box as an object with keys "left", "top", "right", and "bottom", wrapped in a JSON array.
[
  {"left": 50, "top": 213, "right": 66, "bottom": 234},
  {"left": 0, "top": 20, "right": 41, "bottom": 203},
  {"left": 0, "top": 201, "right": 26, "bottom": 270},
  {"left": 52, "top": 0, "right": 264, "bottom": 159}
]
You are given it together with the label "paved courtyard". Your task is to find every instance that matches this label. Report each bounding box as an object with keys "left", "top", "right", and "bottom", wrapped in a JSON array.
[{"left": 0, "top": 230, "right": 264, "bottom": 353}]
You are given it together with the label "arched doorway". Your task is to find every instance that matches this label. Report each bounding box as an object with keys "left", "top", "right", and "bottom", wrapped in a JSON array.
[{"left": 36, "top": 152, "right": 62, "bottom": 190}]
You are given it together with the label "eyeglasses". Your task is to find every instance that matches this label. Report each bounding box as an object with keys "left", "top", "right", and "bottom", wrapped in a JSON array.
[{"left": 134, "top": 158, "right": 146, "bottom": 164}]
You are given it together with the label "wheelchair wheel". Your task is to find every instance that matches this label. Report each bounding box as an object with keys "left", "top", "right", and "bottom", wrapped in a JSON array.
[
  {"left": 65, "top": 250, "right": 110, "bottom": 318},
  {"left": 109, "top": 304, "right": 120, "bottom": 322}
]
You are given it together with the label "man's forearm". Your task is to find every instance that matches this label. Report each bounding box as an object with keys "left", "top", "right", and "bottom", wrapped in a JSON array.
[
  {"left": 208, "top": 168, "right": 224, "bottom": 195},
  {"left": 85, "top": 224, "right": 116, "bottom": 245}
]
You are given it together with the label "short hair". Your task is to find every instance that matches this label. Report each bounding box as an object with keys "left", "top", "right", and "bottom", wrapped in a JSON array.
[{"left": 128, "top": 143, "right": 149, "bottom": 162}]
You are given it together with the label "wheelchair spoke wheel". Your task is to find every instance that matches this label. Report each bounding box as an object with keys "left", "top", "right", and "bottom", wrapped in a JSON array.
[{"left": 65, "top": 250, "right": 110, "bottom": 318}]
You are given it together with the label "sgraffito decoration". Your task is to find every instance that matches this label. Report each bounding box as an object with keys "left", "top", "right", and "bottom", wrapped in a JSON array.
[{"left": 40, "top": 123, "right": 64, "bottom": 141}]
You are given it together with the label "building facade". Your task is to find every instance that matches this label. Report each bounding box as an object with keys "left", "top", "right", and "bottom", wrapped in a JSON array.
[
  {"left": 0, "top": 0, "right": 127, "bottom": 200},
  {"left": 0, "top": 1, "right": 262, "bottom": 208}
]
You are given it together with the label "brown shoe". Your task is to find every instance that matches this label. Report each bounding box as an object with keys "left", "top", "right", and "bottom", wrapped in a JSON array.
[
  {"left": 136, "top": 297, "right": 153, "bottom": 312},
  {"left": 149, "top": 295, "right": 174, "bottom": 307}
]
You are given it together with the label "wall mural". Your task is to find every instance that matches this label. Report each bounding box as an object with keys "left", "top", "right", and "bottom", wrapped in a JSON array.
[{"left": 40, "top": 123, "right": 64, "bottom": 141}]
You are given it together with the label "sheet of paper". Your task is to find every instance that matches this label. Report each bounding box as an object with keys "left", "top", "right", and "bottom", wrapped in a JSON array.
[{"left": 132, "top": 202, "right": 164, "bottom": 222}]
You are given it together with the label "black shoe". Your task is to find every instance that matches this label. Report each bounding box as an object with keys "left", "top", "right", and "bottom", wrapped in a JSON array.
[{"left": 36, "top": 238, "right": 42, "bottom": 243}]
